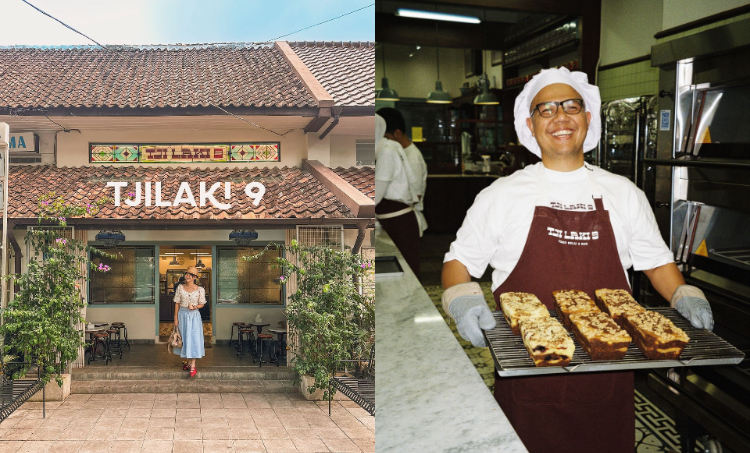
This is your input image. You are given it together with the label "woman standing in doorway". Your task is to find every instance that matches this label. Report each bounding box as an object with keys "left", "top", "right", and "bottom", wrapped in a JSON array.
[{"left": 173, "top": 266, "right": 206, "bottom": 377}]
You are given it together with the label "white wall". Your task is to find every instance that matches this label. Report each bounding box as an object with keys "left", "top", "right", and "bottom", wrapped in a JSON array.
[
  {"left": 330, "top": 135, "right": 374, "bottom": 168},
  {"left": 600, "top": 0, "right": 663, "bottom": 65},
  {"left": 86, "top": 307, "right": 156, "bottom": 341},
  {"left": 215, "top": 307, "right": 286, "bottom": 341},
  {"left": 662, "top": 0, "right": 750, "bottom": 30}
]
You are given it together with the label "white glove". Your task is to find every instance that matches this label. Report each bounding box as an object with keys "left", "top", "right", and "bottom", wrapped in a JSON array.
[
  {"left": 672, "top": 284, "right": 714, "bottom": 331},
  {"left": 442, "top": 282, "right": 496, "bottom": 347}
]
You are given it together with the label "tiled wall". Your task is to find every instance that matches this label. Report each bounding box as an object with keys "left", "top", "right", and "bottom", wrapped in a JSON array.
[
  {"left": 655, "top": 11, "right": 750, "bottom": 44},
  {"left": 597, "top": 11, "right": 750, "bottom": 104},
  {"left": 597, "top": 60, "right": 659, "bottom": 103}
]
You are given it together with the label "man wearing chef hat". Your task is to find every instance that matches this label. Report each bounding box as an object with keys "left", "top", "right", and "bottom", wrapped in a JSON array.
[
  {"left": 375, "top": 113, "right": 422, "bottom": 277},
  {"left": 441, "top": 67, "right": 713, "bottom": 452}
]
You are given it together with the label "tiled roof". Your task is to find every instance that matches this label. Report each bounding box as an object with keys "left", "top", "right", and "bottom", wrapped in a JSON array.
[
  {"left": 8, "top": 165, "right": 355, "bottom": 220},
  {"left": 289, "top": 42, "right": 374, "bottom": 107},
  {"left": 0, "top": 45, "right": 316, "bottom": 109},
  {"left": 332, "top": 166, "right": 374, "bottom": 200}
]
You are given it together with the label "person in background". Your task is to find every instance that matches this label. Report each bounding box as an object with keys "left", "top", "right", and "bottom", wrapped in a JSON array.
[
  {"left": 440, "top": 67, "right": 713, "bottom": 452},
  {"left": 172, "top": 276, "right": 185, "bottom": 294},
  {"left": 377, "top": 107, "right": 428, "bottom": 237},
  {"left": 173, "top": 266, "right": 206, "bottom": 377},
  {"left": 375, "top": 112, "right": 421, "bottom": 277}
]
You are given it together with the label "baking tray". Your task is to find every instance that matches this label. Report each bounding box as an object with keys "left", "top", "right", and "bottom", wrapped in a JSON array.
[{"left": 484, "top": 307, "right": 745, "bottom": 377}]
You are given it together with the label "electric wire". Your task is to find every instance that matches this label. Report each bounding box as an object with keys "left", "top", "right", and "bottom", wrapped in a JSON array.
[
  {"left": 8, "top": 1, "right": 373, "bottom": 135},
  {"left": 267, "top": 3, "right": 373, "bottom": 42},
  {"left": 20, "top": 0, "right": 106, "bottom": 48}
]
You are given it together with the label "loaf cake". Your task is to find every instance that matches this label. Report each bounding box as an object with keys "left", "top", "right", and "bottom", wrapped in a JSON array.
[
  {"left": 519, "top": 317, "right": 575, "bottom": 367},
  {"left": 622, "top": 311, "right": 690, "bottom": 359},
  {"left": 569, "top": 312, "right": 631, "bottom": 360},
  {"left": 552, "top": 290, "right": 600, "bottom": 330},
  {"left": 594, "top": 289, "right": 647, "bottom": 327},
  {"left": 499, "top": 292, "right": 550, "bottom": 335}
]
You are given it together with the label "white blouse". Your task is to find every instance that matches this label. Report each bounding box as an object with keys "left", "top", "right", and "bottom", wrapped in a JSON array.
[{"left": 174, "top": 285, "right": 207, "bottom": 308}]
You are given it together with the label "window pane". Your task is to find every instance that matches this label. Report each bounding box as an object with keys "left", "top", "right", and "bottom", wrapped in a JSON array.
[
  {"left": 217, "top": 247, "right": 283, "bottom": 305},
  {"left": 90, "top": 247, "right": 155, "bottom": 304}
]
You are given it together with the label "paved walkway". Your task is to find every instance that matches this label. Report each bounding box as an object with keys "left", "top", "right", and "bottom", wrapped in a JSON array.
[{"left": 0, "top": 393, "right": 374, "bottom": 452}]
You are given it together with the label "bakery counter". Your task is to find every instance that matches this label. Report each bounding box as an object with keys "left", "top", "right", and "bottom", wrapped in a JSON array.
[{"left": 375, "top": 229, "right": 527, "bottom": 453}]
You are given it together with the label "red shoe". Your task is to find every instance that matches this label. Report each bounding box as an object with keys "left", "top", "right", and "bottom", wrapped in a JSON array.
[
  {"left": 189, "top": 367, "right": 197, "bottom": 377},
  {"left": 182, "top": 361, "right": 189, "bottom": 370}
]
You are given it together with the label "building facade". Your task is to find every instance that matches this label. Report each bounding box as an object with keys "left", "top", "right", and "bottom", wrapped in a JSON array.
[{"left": 0, "top": 41, "right": 375, "bottom": 348}]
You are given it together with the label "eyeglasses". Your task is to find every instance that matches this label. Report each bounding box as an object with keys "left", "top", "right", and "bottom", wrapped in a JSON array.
[
  {"left": 531, "top": 98, "right": 584, "bottom": 118},
  {"left": 185, "top": 272, "right": 198, "bottom": 279}
]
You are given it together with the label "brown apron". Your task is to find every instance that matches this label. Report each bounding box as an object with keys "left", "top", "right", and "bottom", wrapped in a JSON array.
[
  {"left": 376, "top": 199, "right": 420, "bottom": 279},
  {"left": 493, "top": 165, "right": 634, "bottom": 453}
]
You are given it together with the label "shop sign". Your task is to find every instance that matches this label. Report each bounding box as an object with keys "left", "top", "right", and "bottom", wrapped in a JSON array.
[
  {"left": 9, "top": 133, "right": 36, "bottom": 152},
  {"left": 107, "top": 181, "right": 266, "bottom": 208},
  {"left": 91, "top": 142, "right": 280, "bottom": 163}
]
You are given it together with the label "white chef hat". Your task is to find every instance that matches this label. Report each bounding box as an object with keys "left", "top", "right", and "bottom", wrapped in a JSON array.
[
  {"left": 375, "top": 114, "right": 387, "bottom": 160},
  {"left": 513, "top": 67, "right": 601, "bottom": 158}
]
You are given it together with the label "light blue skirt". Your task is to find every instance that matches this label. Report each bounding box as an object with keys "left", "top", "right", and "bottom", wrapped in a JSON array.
[{"left": 173, "top": 307, "right": 205, "bottom": 359}]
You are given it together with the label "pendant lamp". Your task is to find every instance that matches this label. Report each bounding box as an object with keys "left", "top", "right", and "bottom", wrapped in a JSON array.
[
  {"left": 376, "top": 44, "right": 400, "bottom": 101},
  {"left": 427, "top": 22, "right": 452, "bottom": 104},
  {"left": 474, "top": 11, "right": 499, "bottom": 105},
  {"left": 474, "top": 74, "right": 499, "bottom": 105}
]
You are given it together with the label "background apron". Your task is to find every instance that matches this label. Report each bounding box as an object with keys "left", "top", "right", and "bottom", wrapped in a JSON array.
[
  {"left": 376, "top": 199, "right": 420, "bottom": 279},
  {"left": 492, "top": 165, "right": 634, "bottom": 453}
]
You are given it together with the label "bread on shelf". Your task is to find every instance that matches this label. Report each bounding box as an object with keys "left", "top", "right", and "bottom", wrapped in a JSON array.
[
  {"left": 594, "top": 288, "right": 647, "bottom": 327},
  {"left": 569, "top": 311, "right": 631, "bottom": 361},
  {"left": 519, "top": 317, "right": 575, "bottom": 367},
  {"left": 622, "top": 310, "right": 690, "bottom": 360},
  {"left": 499, "top": 292, "right": 550, "bottom": 335},
  {"left": 552, "top": 290, "right": 600, "bottom": 330}
]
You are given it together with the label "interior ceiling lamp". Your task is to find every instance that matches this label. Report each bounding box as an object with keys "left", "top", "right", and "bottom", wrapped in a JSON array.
[
  {"left": 196, "top": 259, "right": 206, "bottom": 269},
  {"left": 474, "top": 11, "right": 499, "bottom": 105},
  {"left": 167, "top": 248, "right": 179, "bottom": 266},
  {"left": 95, "top": 229, "right": 125, "bottom": 248},
  {"left": 427, "top": 22, "right": 452, "bottom": 104},
  {"left": 375, "top": 44, "right": 400, "bottom": 101},
  {"left": 396, "top": 8, "right": 480, "bottom": 24},
  {"left": 230, "top": 229, "right": 259, "bottom": 246}
]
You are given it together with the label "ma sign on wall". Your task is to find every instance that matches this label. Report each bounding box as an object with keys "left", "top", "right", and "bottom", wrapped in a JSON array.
[{"left": 9, "top": 133, "right": 36, "bottom": 152}]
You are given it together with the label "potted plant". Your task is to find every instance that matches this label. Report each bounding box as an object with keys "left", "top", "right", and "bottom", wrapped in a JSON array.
[
  {"left": 249, "top": 240, "right": 374, "bottom": 400},
  {"left": 0, "top": 193, "right": 113, "bottom": 388}
]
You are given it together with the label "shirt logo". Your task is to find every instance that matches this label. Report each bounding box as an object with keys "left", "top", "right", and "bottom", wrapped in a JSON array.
[
  {"left": 549, "top": 201, "right": 594, "bottom": 211},
  {"left": 547, "top": 227, "right": 599, "bottom": 246}
]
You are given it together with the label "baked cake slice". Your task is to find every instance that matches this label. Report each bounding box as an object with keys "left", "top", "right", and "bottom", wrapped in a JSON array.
[
  {"left": 552, "top": 290, "right": 600, "bottom": 330},
  {"left": 499, "top": 292, "right": 550, "bottom": 335},
  {"left": 519, "top": 317, "right": 575, "bottom": 367},
  {"left": 595, "top": 288, "right": 647, "bottom": 327},
  {"left": 569, "top": 312, "right": 631, "bottom": 360},
  {"left": 622, "top": 311, "right": 690, "bottom": 360}
]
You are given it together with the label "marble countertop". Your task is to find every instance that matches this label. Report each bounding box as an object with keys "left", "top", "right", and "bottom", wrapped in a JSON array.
[{"left": 375, "top": 229, "right": 527, "bottom": 453}]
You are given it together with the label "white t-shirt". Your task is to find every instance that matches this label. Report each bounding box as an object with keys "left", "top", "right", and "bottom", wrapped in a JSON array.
[
  {"left": 444, "top": 162, "right": 674, "bottom": 292},
  {"left": 403, "top": 142, "right": 428, "bottom": 235},
  {"left": 403, "top": 143, "right": 427, "bottom": 204},
  {"left": 375, "top": 140, "right": 417, "bottom": 205}
]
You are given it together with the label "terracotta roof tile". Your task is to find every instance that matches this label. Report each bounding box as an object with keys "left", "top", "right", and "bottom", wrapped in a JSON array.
[
  {"left": 8, "top": 165, "right": 354, "bottom": 220},
  {"left": 332, "top": 166, "right": 374, "bottom": 200},
  {"left": 289, "top": 42, "right": 374, "bottom": 107},
  {"left": 0, "top": 45, "right": 316, "bottom": 109}
]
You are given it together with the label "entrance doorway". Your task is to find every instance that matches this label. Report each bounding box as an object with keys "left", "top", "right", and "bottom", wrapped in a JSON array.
[{"left": 159, "top": 246, "right": 212, "bottom": 322}]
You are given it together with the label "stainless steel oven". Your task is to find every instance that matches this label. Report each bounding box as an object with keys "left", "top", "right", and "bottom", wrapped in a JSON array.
[{"left": 642, "top": 18, "right": 750, "bottom": 453}]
